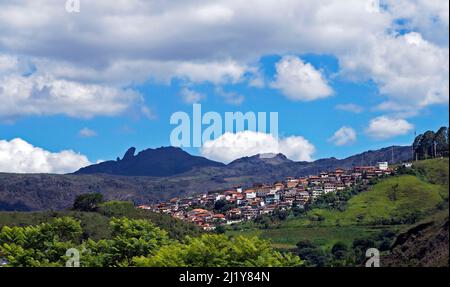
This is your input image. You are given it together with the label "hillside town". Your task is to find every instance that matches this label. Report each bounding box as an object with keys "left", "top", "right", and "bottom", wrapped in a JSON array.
[{"left": 139, "top": 162, "right": 396, "bottom": 230}]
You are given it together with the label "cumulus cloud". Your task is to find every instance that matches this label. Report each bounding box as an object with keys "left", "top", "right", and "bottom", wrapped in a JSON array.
[
  {"left": 79, "top": 128, "right": 97, "bottom": 138},
  {"left": 384, "top": 0, "right": 449, "bottom": 45},
  {"left": 335, "top": 103, "right": 364, "bottom": 114},
  {"left": 366, "top": 116, "right": 414, "bottom": 140},
  {"left": 328, "top": 126, "right": 357, "bottom": 146},
  {"left": 271, "top": 56, "right": 333, "bottom": 101},
  {"left": 0, "top": 0, "right": 447, "bottom": 115},
  {"left": 0, "top": 73, "right": 142, "bottom": 119},
  {"left": 340, "top": 32, "right": 449, "bottom": 114},
  {"left": 200, "top": 131, "right": 315, "bottom": 163},
  {"left": 0, "top": 138, "right": 91, "bottom": 174}
]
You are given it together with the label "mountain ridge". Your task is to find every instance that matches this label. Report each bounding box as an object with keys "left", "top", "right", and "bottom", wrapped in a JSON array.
[{"left": 0, "top": 145, "right": 412, "bottom": 211}]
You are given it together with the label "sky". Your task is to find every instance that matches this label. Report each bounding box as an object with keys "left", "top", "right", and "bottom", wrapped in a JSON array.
[{"left": 0, "top": 0, "right": 448, "bottom": 173}]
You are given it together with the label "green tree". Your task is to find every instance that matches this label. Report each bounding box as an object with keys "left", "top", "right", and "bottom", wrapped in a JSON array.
[
  {"left": 0, "top": 217, "right": 82, "bottom": 267},
  {"left": 132, "top": 234, "right": 302, "bottom": 267},
  {"left": 434, "top": 126, "right": 449, "bottom": 157},
  {"left": 73, "top": 193, "right": 104, "bottom": 212}
]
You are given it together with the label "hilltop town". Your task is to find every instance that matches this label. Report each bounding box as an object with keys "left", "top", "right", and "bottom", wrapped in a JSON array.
[{"left": 140, "top": 161, "right": 400, "bottom": 230}]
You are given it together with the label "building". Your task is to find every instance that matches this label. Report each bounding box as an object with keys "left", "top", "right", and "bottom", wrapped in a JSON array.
[
  {"left": 244, "top": 189, "right": 256, "bottom": 199},
  {"left": 377, "top": 162, "right": 389, "bottom": 171}
]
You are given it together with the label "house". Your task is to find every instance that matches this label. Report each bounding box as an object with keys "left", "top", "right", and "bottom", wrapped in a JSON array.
[
  {"left": 226, "top": 208, "right": 242, "bottom": 220},
  {"left": 377, "top": 162, "right": 389, "bottom": 171},
  {"left": 324, "top": 183, "right": 336, "bottom": 193},
  {"left": 312, "top": 188, "right": 324, "bottom": 198},
  {"left": 402, "top": 162, "right": 413, "bottom": 168},
  {"left": 244, "top": 189, "right": 256, "bottom": 199},
  {"left": 299, "top": 177, "right": 309, "bottom": 186},
  {"left": 274, "top": 182, "right": 285, "bottom": 191},
  {"left": 241, "top": 206, "right": 258, "bottom": 219},
  {"left": 336, "top": 182, "right": 346, "bottom": 191},
  {"left": 265, "top": 191, "right": 280, "bottom": 204},
  {"left": 309, "top": 176, "right": 322, "bottom": 185},
  {"left": 286, "top": 177, "right": 299, "bottom": 188},
  {"left": 320, "top": 172, "right": 329, "bottom": 178},
  {"left": 256, "top": 188, "right": 270, "bottom": 198},
  {"left": 296, "top": 191, "right": 310, "bottom": 202}
]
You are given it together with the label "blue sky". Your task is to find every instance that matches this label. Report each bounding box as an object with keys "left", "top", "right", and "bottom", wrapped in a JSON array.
[
  {"left": 1, "top": 53, "right": 447, "bottom": 161},
  {"left": 0, "top": 0, "right": 448, "bottom": 173}
]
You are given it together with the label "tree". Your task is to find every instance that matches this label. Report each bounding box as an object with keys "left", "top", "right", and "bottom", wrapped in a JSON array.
[
  {"left": 73, "top": 193, "right": 104, "bottom": 212},
  {"left": 0, "top": 217, "right": 82, "bottom": 267},
  {"left": 214, "top": 199, "right": 235, "bottom": 213},
  {"left": 434, "top": 126, "right": 449, "bottom": 157},
  {"left": 331, "top": 242, "right": 349, "bottom": 261},
  {"left": 132, "top": 234, "right": 302, "bottom": 267}
]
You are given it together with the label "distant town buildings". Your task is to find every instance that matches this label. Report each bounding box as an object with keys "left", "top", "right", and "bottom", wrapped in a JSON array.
[{"left": 140, "top": 165, "right": 393, "bottom": 230}]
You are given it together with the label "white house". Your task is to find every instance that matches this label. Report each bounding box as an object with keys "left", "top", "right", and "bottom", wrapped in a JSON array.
[
  {"left": 377, "top": 162, "right": 389, "bottom": 171},
  {"left": 244, "top": 190, "right": 256, "bottom": 199}
]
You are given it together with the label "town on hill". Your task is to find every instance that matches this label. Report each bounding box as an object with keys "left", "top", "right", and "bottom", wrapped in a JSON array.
[{"left": 143, "top": 161, "right": 400, "bottom": 230}]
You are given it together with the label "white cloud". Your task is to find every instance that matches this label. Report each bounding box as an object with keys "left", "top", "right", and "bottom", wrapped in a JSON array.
[
  {"left": 340, "top": 32, "right": 449, "bottom": 114},
  {"left": 271, "top": 56, "right": 333, "bottom": 101},
  {"left": 200, "top": 131, "right": 315, "bottom": 163},
  {"left": 180, "top": 87, "right": 205, "bottom": 104},
  {"left": 384, "top": 0, "right": 449, "bottom": 45},
  {"left": 366, "top": 116, "right": 414, "bottom": 140},
  {"left": 329, "top": 126, "right": 357, "bottom": 146},
  {"left": 79, "top": 128, "right": 97, "bottom": 138},
  {"left": 0, "top": 72, "right": 143, "bottom": 119},
  {"left": 335, "top": 103, "right": 364, "bottom": 114},
  {"left": 0, "top": 0, "right": 447, "bottom": 114},
  {"left": 0, "top": 138, "right": 91, "bottom": 174}
]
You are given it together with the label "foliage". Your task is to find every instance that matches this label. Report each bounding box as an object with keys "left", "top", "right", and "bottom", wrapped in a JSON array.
[
  {"left": 0, "top": 216, "right": 300, "bottom": 267},
  {"left": 132, "top": 234, "right": 302, "bottom": 267},
  {"left": 80, "top": 218, "right": 170, "bottom": 267},
  {"left": 73, "top": 193, "right": 104, "bottom": 212},
  {"left": 0, "top": 217, "right": 82, "bottom": 267},
  {"left": 213, "top": 199, "right": 235, "bottom": 213},
  {"left": 413, "top": 126, "right": 449, "bottom": 160}
]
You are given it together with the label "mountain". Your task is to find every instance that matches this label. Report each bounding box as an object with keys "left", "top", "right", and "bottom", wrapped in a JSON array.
[
  {"left": 75, "top": 146, "right": 225, "bottom": 176},
  {"left": 0, "top": 145, "right": 413, "bottom": 211}
]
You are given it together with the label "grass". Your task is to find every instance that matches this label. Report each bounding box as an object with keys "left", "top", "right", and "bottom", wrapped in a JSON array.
[{"left": 227, "top": 225, "right": 400, "bottom": 250}]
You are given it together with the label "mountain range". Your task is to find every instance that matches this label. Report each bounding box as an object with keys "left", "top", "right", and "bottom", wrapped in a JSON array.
[{"left": 0, "top": 145, "right": 412, "bottom": 211}]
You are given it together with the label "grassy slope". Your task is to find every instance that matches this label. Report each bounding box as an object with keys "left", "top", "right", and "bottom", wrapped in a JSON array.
[{"left": 227, "top": 158, "right": 449, "bottom": 249}]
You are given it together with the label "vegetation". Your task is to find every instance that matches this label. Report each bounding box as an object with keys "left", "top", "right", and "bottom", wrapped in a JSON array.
[
  {"left": 0, "top": 217, "right": 301, "bottom": 267},
  {"left": 73, "top": 193, "right": 105, "bottom": 212},
  {"left": 0, "top": 201, "right": 202, "bottom": 241},
  {"left": 413, "top": 126, "right": 449, "bottom": 160}
]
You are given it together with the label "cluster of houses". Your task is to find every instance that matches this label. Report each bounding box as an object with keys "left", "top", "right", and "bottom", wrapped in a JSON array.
[{"left": 139, "top": 162, "right": 394, "bottom": 230}]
